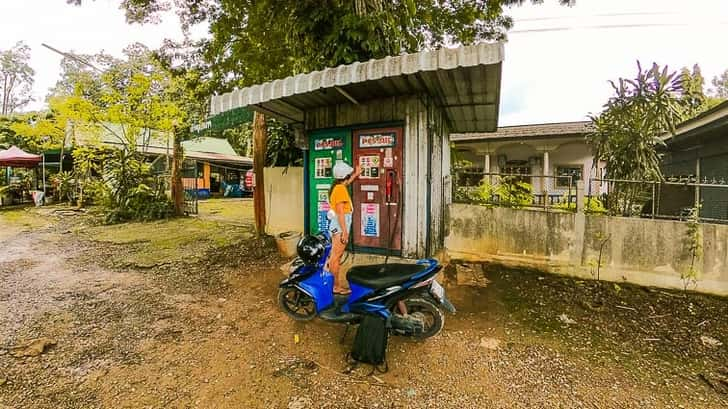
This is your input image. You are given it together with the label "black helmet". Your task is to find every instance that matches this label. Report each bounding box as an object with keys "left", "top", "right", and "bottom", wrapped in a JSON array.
[{"left": 297, "top": 235, "right": 325, "bottom": 265}]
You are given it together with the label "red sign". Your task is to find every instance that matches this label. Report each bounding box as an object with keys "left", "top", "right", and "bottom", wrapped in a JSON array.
[
  {"left": 314, "top": 138, "right": 344, "bottom": 151},
  {"left": 359, "top": 133, "right": 396, "bottom": 148}
]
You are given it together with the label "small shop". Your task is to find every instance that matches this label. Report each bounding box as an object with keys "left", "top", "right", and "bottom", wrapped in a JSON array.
[{"left": 210, "top": 42, "right": 505, "bottom": 258}]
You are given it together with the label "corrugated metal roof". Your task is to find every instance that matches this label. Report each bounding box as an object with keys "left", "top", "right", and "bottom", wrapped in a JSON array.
[
  {"left": 662, "top": 100, "right": 728, "bottom": 144},
  {"left": 450, "top": 121, "right": 592, "bottom": 142},
  {"left": 210, "top": 42, "right": 505, "bottom": 133}
]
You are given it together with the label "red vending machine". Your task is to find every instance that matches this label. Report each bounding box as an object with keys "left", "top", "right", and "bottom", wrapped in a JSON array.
[{"left": 352, "top": 127, "right": 404, "bottom": 252}]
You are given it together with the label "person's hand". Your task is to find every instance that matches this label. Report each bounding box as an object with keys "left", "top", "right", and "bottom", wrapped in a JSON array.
[
  {"left": 354, "top": 164, "right": 362, "bottom": 176},
  {"left": 341, "top": 231, "right": 349, "bottom": 244}
]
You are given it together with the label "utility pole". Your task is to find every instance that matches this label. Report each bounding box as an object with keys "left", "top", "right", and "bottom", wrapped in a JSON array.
[{"left": 252, "top": 112, "right": 267, "bottom": 236}]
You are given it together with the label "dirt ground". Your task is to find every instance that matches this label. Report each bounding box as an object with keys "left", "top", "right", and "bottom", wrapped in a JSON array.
[{"left": 0, "top": 206, "right": 727, "bottom": 409}]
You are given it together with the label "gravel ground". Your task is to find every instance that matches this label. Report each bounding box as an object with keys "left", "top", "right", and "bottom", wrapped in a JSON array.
[{"left": 0, "top": 208, "right": 726, "bottom": 408}]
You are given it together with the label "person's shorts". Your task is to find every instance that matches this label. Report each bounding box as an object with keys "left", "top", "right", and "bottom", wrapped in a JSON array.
[{"left": 328, "top": 213, "right": 352, "bottom": 236}]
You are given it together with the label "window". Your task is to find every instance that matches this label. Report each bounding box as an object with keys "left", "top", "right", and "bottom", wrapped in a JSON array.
[{"left": 556, "top": 165, "right": 583, "bottom": 188}]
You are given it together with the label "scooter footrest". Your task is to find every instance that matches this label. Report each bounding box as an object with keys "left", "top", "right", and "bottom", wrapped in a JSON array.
[{"left": 319, "top": 308, "right": 358, "bottom": 323}]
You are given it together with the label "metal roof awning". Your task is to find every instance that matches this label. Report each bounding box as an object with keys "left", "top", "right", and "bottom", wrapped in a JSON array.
[{"left": 210, "top": 42, "right": 505, "bottom": 133}]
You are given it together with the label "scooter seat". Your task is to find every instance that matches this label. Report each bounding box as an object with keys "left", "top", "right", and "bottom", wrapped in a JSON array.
[{"left": 347, "top": 263, "right": 428, "bottom": 290}]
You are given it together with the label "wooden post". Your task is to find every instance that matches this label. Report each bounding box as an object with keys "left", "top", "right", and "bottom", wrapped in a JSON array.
[
  {"left": 253, "top": 112, "right": 267, "bottom": 236},
  {"left": 171, "top": 126, "right": 185, "bottom": 216}
]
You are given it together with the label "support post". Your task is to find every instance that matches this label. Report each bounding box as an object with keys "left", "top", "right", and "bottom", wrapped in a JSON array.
[
  {"left": 171, "top": 126, "right": 185, "bottom": 216},
  {"left": 253, "top": 112, "right": 267, "bottom": 236},
  {"left": 576, "top": 180, "right": 585, "bottom": 213},
  {"left": 695, "top": 157, "right": 701, "bottom": 215}
]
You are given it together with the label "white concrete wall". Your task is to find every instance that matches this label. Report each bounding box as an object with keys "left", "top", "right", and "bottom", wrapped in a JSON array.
[
  {"left": 264, "top": 167, "right": 304, "bottom": 235},
  {"left": 446, "top": 203, "right": 728, "bottom": 297}
]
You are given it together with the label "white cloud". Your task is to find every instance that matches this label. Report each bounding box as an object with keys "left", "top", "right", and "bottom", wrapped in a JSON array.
[{"left": 499, "top": 0, "right": 728, "bottom": 125}]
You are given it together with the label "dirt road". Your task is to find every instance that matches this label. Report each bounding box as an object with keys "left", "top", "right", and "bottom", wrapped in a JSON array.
[{"left": 0, "top": 208, "right": 726, "bottom": 408}]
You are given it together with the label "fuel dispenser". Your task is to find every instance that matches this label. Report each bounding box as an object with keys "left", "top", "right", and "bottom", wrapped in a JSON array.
[
  {"left": 351, "top": 127, "right": 404, "bottom": 252},
  {"left": 307, "top": 129, "right": 352, "bottom": 235}
]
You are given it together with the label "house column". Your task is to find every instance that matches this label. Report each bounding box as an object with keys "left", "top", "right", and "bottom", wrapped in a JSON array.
[
  {"left": 542, "top": 150, "right": 550, "bottom": 194},
  {"left": 476, "top": 148, "right": 493, "bottom": 185}
]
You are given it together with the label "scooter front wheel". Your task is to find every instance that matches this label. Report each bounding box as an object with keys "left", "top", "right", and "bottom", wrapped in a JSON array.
[{"left": 278, "top": 287, "right": 317, "bottom": 321}]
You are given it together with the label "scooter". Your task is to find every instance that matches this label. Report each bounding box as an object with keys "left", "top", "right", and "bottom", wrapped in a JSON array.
[{"left": 277, "top": 233, "right": 456, "bottom": 339}]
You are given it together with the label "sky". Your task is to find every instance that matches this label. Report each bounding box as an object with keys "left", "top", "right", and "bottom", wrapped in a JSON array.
[{"left": 1, "top": 0, "right": 727, "bottom": 126}]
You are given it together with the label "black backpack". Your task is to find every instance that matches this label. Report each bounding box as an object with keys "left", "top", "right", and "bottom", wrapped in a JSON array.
[{"left": 349, "top": 314, "right": 389, "bottom": 372}]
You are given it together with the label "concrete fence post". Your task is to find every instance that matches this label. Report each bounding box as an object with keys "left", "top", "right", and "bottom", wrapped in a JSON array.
[{"left": 576, "top": 180, "right": 585, "bottom": 213}]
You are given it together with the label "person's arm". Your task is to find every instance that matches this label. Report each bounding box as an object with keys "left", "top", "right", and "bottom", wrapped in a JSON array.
[
  {"left": 343, "top": 164, "right": 362, "bottom": 186},
  {"left": 335, "top": 202, "right": 348, "bottom": 243}
]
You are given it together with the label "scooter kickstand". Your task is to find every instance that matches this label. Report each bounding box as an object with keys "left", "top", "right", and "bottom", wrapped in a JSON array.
[{"left": 340, "top": 324, "right": 350, "bottom": 344}]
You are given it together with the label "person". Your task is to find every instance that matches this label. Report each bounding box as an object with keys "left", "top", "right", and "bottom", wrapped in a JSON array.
[{"left": 327, "top": 159, "right": 361, "bottom": 295}]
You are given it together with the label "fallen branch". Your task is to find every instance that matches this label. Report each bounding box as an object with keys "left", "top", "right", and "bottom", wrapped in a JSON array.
[
  {"left": 697, "top": 320, "right": 709, "bottom": 327},
  {"left": 644, "top": 338, "right": 661, "bottom": 342},
  {"left": 615, "top": 305, "right": 637, "bottom": 312},
  {"left": 648, "top": 313, "right": 671, "bottom": 319}
]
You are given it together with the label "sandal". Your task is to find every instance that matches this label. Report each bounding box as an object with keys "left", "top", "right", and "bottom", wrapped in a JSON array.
[{"left": 334, "top": 289, "right": 352, "bottom": 296}]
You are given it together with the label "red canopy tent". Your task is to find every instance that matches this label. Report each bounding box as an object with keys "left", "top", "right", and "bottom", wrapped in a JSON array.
[
  {"left": 0, "top": 146, "right": 42, "bottom": 168},
  {"left": 0, "top": 146, "right": 46, "bottom": 203}
]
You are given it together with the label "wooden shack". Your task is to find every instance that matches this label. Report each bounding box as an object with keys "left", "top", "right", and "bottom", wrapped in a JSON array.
[{"left": 210, "top": 42, "right": 505, "bottom": 258}]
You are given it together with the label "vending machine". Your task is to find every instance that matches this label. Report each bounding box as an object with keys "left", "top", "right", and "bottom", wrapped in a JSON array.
[
  {"left": 351, "top": 127, "right": 404, "bottom": 252},
  {"left": 307, "top": 129, "right": 353, "bottom": 235}
]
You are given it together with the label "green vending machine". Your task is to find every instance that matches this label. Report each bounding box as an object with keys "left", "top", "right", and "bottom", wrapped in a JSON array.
[{"left": 308, "top": 129, "right": 352, "bottom": 235}]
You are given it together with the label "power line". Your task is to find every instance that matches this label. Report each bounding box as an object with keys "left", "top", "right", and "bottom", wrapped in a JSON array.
[{"left": 510, "top": 21, "right": 728, "bottom": 34}]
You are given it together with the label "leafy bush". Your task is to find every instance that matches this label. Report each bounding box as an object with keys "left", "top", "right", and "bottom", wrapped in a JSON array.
[
  {"left": 554, "top": 197, "right": 607, "bottom": 214},
  {"left": 494, "top": 177, "right": 533, "bottom": 209}
]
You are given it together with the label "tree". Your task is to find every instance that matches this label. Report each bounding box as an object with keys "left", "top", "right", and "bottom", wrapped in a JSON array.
[
  {"left": 588, "top": 62, "right": 684, "bottom": 215},
  {"left": 69, "top": 0, "right": 572, "bottom": 89},
  {"left": 0, "top": 42, "right": 35, "bottom": 115},
  {"left": 711, "top": 69, "right": 728, "bottom": 99},
  {"left": 678, "top": 64, "right": 722, "bottom": 119}
]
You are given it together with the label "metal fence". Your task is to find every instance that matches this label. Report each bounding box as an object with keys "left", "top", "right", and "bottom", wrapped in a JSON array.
[
  {"left": 453, "top": 170, "right": 576, "bottom": 211},
  {"left": 587, "top": 177, "right": 728, "bottom": 223}
]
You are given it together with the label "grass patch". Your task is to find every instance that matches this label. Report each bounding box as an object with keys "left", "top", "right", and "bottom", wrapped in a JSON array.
[
  {"left": 198, "top": 198, "right": 253, "bottom": 222},
  {"left": 82, "top": 217, "right": 255, "bottom": 268}
]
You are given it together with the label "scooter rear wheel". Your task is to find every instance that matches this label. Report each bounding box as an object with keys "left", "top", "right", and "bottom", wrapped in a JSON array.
[
  {"left": 400, "top": 298, "right": 444, "bottom": 340},
  {"left": 278, "top": 287, "right": 317, "bottom": 321}
]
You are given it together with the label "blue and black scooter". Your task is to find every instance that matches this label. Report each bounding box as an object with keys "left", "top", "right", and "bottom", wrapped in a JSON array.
[{"left": 278, "top": 233, "right": 456, "bottom": 339}]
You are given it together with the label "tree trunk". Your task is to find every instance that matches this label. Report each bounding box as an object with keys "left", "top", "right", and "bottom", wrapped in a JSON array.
[
  {"left": 171, "top": 126, "right": 185, "bottom": 217},
  {"left": 253, "top": 112, "right": 267, "bottom": 236}
]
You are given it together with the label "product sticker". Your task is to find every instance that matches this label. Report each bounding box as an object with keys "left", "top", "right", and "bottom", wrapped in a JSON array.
[
  {"left": 359, "top": 155, "right": 381, "bottom": 179},
  {"left": 361, "top": 204, "right": 380, "bottom": 237},
  {"left": 361, "top": 185, "right": 379, "bottom": 192},
  {"left": 383, "top": 147, "right": 394, "bottom": 168},
  {"left": 317, "top": 201, "right": 331, "bottom": 232},
  {"left": 317, "top": 190, "right": 328, "bottom": 202},
  {"left": 314, "top": 157, "right": 332, "bottom": 179},
  {"left": 367, "top": 192, "right": 374, "bottom": 201}
]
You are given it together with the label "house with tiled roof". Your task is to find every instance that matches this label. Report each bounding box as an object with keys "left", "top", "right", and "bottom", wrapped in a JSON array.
[{"left": 450, "top": 121, "right": 604, "bottom": 204}]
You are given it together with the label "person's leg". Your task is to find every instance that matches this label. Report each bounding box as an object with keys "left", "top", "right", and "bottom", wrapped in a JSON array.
[{"left": 329, "top": 235, "right": 348, "bottom": 293}]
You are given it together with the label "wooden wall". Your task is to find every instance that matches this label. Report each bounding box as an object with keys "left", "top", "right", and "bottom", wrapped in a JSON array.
[{"left": 305, "top": 95, "right": 450, "bottom": 258}]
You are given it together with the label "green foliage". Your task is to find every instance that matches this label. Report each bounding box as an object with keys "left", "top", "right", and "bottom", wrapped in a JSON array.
[
  {"left": 52, "top": 171, "right": 75, "bottom": 204},
  {"left": 682, "top": 206, "right": 702, "bottom": 291},
  {"left": 553, "top": 197, "right": 607, "bottom": 214},
  {"left": 495, "top": 177, "right": 533, "bottom": 208},
  {"left": 221, "top": 120, "right": 301, "bottom": 166},
  {"left": 588, "top": 62, "right": 684, "bottom": 215},
  {"left": 70, "top": 1, "right": 572, "bottom": 90},
  {"left": 678, "top": 64, "right": 723, "bottom": 119},
  {"left": 710, "top": 68, "right": 728, "bottom": 99},
  {"left": 456, "top": 176, "right": 533, "bottom": 209}
]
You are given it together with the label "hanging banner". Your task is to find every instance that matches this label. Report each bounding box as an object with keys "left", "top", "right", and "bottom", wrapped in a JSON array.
[{"left": 361, "top": 203, "right": 380, "bottom": 237}]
